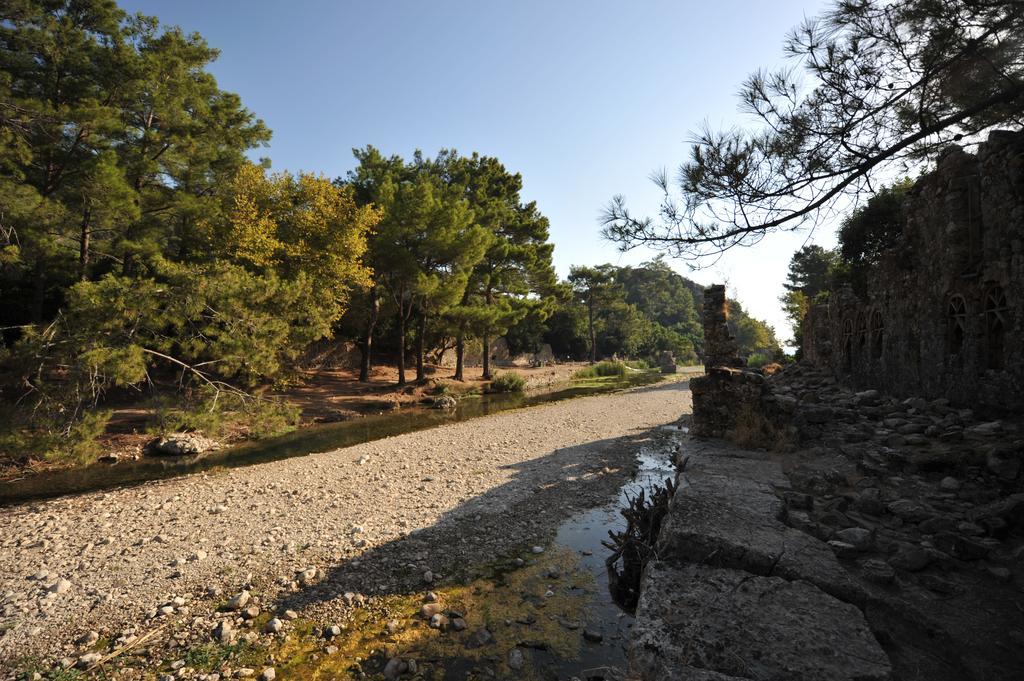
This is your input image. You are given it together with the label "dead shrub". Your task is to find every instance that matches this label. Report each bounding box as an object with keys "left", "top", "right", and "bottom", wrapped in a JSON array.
[{"left": 727, "top": 403, "right": 792, "bottom": 451}]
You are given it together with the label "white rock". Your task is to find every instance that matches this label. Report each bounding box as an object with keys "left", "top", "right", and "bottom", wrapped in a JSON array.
[
  {"left": 227, "top": 590, "right": 250, "bottom": 610},
  {"left": 48, "top": 579, "right": 72, "bottom": 594},
  {"left": 77, "top": 653, "right": 102, "bottom": 668}
]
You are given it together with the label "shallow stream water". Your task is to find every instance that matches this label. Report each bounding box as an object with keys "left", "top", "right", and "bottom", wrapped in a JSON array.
[
  {"left": 0, "top": 373, "right": 668, "bottom": 505},
  {"left": 540, "top": 431, "right": 680, "bottom": 678},
  {"left": 270, "top": 428, "right": 682, "bottom": 680}
]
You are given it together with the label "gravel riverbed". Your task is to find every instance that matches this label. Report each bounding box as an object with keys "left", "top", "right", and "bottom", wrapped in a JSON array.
[{"left": 0, "top": 379, "right": 692, "bottom": 669}]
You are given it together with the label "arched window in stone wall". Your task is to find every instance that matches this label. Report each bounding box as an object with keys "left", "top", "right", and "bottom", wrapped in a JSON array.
[
  {"left": 984, "top": 286, "right": 1009, "bottom": 370},
  {"left": 947, "top": 295, "right": 967, "bottom": 354},
  {"left": 870, "top": 309, "right": 884, "bottom": 359},
  {"left": 842, "top": 318, "right": 854, "bottom": 372}
]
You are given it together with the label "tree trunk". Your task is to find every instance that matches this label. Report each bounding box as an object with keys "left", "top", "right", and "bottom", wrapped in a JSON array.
[
  {"left": 415, "top": 310, "right": 427, "bottom": 383},
  {"left": 454, "top": 332, "right": 465, "bottom": 381},
  {"left": 397, "top": 308, "right": 407, "bottom": 387},
  {"left": 78, "top": 207, "right": 91, "bottom": 281},
  {"left": 482, "top": 334, "right": 491, "bottom": 380},
  {"left": 588, "top": 299, "right": 597, "bottom": 364},
  {"left": 482, "top": 284, "right": 494, "bottom": 379},
  {"left": 358, "top": 286, "right": 379, "bottom": 382}
]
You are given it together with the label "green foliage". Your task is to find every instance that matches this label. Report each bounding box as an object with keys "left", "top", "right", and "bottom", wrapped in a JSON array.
[
  {"left": 0, "top": 407, "right": 111, "bottom": 466},
  {"left": 781, "top": 180, "right": 913, "bottom": 353},
  {"left": 150, "top": 391, "right": 299, "bottom": 441},
  {"left": 569, "top": 264, "right": 620, "bottom": 363},
  {"left": 347, "top": 147, "right": 492, "bottom": 384},
  {"left": 542, "top": 302, "right": 590, "bottom": 360},
  {"left": 727, "top": 302, "right": 783, "bottom": 361},
  {"left": 543, "top": 261, "right": 769, "bottom": 365},
  {"left": 779, "top": 244, "right": 844, "bottom": 346},
  {"left": 745, "top": 352, "right": 775, "bottom": 369},
  {"left": 574, "top": 361, "right": 628, "bottom": 379},
  {"left": 782, "top": 245, "right": 841, "bottom": 298},
  {"left": 183, "top": 640, "right": 265, "bottom": 672},
  {"left": 439, "top": 152, "right": 557, "bottom": 378},
  {"left": 14, "top": 261, "right": 340, "bottom": 399},
  {"left": 837, "top": 180, "right": 912, "bottom": 295},
  {"left": 617, "top": 256, "right": 700, "bottom": 339},
  {"left": 0, "top": 1, "right": 369, "bottom": 463},
  {"left": 488, "top": 371, "right": 526, "bottom": 393}
]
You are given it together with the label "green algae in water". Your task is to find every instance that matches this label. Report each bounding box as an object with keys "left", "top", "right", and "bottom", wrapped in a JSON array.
[{"left": 272, "top": 546, "right": 595, "bottom": 680}]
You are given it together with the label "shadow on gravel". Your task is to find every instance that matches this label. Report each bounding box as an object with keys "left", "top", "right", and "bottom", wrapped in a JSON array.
[{"left": 267, "top": 380, "right": 692, "bottom": 678}]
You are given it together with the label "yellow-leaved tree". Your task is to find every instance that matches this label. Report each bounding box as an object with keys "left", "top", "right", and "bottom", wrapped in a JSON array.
[{"left": 208, "top": 162, "right": 381, "bottom": 317}]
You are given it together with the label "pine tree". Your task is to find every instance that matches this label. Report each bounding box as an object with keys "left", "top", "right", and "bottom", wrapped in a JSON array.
[{"left": 440, "top": 153, "right": 556, "bottom": 380}]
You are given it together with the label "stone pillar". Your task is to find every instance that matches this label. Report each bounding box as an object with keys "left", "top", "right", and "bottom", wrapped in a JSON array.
[
  {"left": 691, "top": 285, "right": 766, "bottom": 439},
  {"left": 702, "top": 285, "right": 744, "bottom": 371}
]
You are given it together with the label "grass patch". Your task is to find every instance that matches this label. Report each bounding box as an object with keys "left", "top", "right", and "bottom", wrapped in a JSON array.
[
  {"left": 183, "top": 640, "right": 265, "bottom": 672},
  {"left": 15, "top": 668, "right": 84, "bottom": 681},
  {"left": 487, "top": 371, "right": 525, "bottom": 393},
  {"left": 573, "top": 360, "right": 628, "bottom": 380}
]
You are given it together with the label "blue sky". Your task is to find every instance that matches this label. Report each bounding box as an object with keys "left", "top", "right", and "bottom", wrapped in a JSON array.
[{"left": 121, "top": 0, "right": 833, "bottom": 343}]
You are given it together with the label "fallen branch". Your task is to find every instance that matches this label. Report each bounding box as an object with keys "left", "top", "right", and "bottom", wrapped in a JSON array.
[{"left": 85, "top": 619, "right": 172, "bottom": 673}]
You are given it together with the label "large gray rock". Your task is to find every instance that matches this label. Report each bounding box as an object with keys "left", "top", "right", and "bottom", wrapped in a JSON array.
[
  {"left": 657, "top": 450, "right": 863, "bottom": 604},
  {"left": 630, "top": 562, "right": 891, "bottom": 681},
  {"left": 145, "top": 432, "right": 220, "bottom": 456}
]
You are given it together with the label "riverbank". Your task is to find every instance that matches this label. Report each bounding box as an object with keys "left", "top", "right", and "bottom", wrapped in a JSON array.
[
  {"left": 3, "top": 363, "right": 699, "bottom": 485},
  {"left": 0, "top": 364, "right": 585, "bottom": 478},
  {"left": 0, "top": 378, "right": 693, "bottom": 676}
]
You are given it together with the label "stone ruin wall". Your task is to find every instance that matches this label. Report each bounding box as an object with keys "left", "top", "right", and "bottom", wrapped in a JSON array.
[
  {"left": 803, "top": 129, "right": 1024, "bottom": 413},
  {"left": 691, "top": 285, "right": 770, "bottom": 438}
]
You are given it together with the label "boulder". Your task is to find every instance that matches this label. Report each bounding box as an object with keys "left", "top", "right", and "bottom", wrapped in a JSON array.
[
  {"left": 656, "top": 449, "right": 862, "bottom": 603},
  {"left": 630, "top": 562, "right": 891, "bottom": 681},
  {"left": 144, "top": 432, "right": 220, "bottom": 456}
]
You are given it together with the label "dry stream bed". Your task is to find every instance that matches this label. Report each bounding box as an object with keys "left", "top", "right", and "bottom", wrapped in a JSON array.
[{"left": 1, "top": 378, "right": 693, "bottom": 680}]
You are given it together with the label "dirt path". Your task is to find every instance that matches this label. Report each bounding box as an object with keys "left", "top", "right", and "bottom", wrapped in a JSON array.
[{"left": 0, "top": 379, "right": 692, "bottom": 667}]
